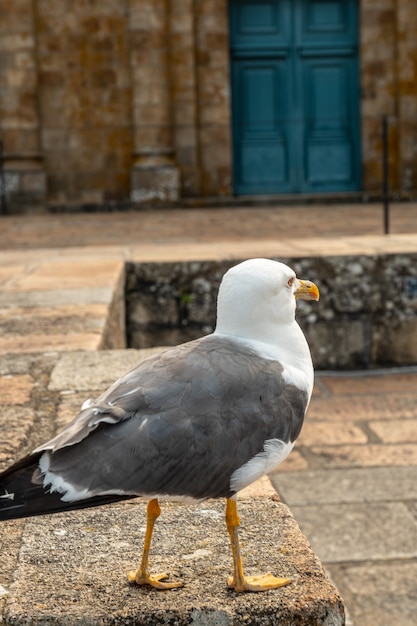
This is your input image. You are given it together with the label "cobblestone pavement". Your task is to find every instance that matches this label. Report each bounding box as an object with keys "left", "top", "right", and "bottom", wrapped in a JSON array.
[{"left": 0, "top": 203, "right": 417, "bottom": 625}]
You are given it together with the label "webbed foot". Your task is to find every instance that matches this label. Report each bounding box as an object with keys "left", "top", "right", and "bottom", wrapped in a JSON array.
[
  {"left": 128, "top": 569, "right": 183, "bottom": 590},
  {"left": 227, "top": 572, "right": 291, "bottom": 593}
]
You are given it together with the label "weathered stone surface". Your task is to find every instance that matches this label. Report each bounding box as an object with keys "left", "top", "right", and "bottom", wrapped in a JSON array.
[
  {"left": 2, "top": 500, "right": 345, "bottom": 626},
  {"left": 0, "top": 0, "right": 46, "bottom": 211},
  {"left": 125, "top": 254, "right": 417, "bottom": 368},
  {"left": 289, "top": 502, "right": 417, "bottom": 563},
  {"left": 0, "top": 287, "right": 116, "bottom": 309},
  {"left": 3, "top": 349, "right": 349, "bottom": 626},
  {"left": 307, "top": 393, "right": 417, "bottom": 421},
  {"left": 2, "top": 345, "right": 417, "bottom": 625},
  {"left": 0, "top": 304, "right": 109, "bottom": 337},
  {"left": 327, "top": 560, "right": 417, "bottom": 626},
  {"left": 368, "top": 417, "right": 417, "bottom": 443},
  {"left": 1, "top": 240, "right": 417, "bottom": 367},
  {"left": 100, "top": 263, "right": 127, "bottom": 350},
  {"left": 374, "top": 317, "right": 417, "bottom": 365},
  {"left": 297, "top": 421, "right": 368, "bottom": 446},
  {"left": 0, "top": 374, "right": 33, "bottom": 404},
  {"left": 0, "top": 406, "right": 36, "bottom": 465},
  {"left": 130, "top": 164, "right": 181, "bottom": 203},
  {"left": 309, "top": 443, "right": 417, "bottom": 469},
  {"left": 48, "top": 349, "right": 159, "bottom": 393},
  {"left": 273, "top": 466, "right": 417, "bottom": 506}
]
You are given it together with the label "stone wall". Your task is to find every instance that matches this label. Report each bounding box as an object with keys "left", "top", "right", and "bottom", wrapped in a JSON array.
[
  {"left": 0, "top": 0, "right": 46, "bottom": 210},
  {"left": 126, "top": 254, "right": 417, "bottom": 369},
  {"left": 360, "top": 0, "right": 417, "bottom": 195},
  {"left": 1, "top": 0, "right": 417, "bottom": 211},
  {"left": 36, "top": 0, "right": 133, "bottom": 207}
]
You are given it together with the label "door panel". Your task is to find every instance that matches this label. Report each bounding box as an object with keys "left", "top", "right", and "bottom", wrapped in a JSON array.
[
  {"left": 299, "top": 0, "right": 354, "bottom": 42},
  {"left": 301, "top": 55, "right": 359, "bottom": 190},
  {"left": 232, "top": 58, "right": 292, "bottom": 192},
  {"left": 230, "top": 0, "right": 361, "bottom": 194},
  {"left": 230, "top": 0, "right": 291, "bottom": 50}
]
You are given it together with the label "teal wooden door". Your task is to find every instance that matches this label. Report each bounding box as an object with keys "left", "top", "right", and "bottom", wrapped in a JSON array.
[{"left": 230, "top": 0, "right": 361, "bottom": 194}]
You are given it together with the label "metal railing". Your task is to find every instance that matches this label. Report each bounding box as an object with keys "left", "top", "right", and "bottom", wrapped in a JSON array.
[
  {"left": 0, "top": 140, "right": 8, "bottom": 215},
  {"left": 382, "top": 115, "right": 390, "bottom": 234}
]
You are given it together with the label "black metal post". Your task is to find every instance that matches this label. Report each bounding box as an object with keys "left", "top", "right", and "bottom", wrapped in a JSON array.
[
  {"left": 0, "top": 140, "right": 7, "bottom": 215},
  {"left": 382, "top": 115, "right": 389, "bottom": 234}
]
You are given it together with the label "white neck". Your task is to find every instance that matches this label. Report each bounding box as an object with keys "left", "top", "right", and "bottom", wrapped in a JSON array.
[{"left": 213, "top": 320, "right": 314, "bottom": 402}]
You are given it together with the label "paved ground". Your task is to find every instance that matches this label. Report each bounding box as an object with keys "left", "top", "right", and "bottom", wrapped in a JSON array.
[
  {"left": 273, "top": 371, "right": 417, "bottom": 626},
  {"left": 1, "top": 202, "right": 417, "bottom": 250},
  {"left": 1, "top": 202, "right": 417, "bottom": 625}
]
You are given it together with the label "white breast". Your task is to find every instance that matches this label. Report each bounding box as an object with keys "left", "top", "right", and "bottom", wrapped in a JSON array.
[{"left": 230, "top": 439, "right": 294, "bottom": 493}]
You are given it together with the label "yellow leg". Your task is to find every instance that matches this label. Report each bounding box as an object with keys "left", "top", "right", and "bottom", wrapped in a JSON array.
[
  {"left": 128, "top": 498, "right": 183, "bottom": 590},
  {"left": 226, "top": 498, "right": 291, "bottom": 593}
]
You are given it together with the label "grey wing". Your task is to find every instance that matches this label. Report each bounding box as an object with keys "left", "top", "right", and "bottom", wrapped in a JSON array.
[{"left": 36, "top": 336, "right": 308, "bottom": 501}]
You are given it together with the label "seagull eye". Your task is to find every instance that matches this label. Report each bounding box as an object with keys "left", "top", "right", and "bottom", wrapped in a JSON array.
[{"left": 287, "top": 277, "right": 295, "bottom": 288}]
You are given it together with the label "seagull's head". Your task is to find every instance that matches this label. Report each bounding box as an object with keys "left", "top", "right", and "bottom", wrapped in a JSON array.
[{"left": 215, "top": 258, "right": 319, "bottom": 342}]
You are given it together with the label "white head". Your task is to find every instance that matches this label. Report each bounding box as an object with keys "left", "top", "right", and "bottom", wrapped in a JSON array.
[{"left": 214, "top": 258, "right": 319, "bottom": 344}]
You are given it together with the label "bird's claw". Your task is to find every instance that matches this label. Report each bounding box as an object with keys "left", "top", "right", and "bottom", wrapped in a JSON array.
[
  {"left": 227, "top": 572, "right": 291, "bottom": 593},
  {"left": 128, "top": 570, "right": 183, "bottom": 590}
]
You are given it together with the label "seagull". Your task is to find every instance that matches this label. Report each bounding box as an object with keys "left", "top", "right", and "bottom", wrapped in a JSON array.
[{"left": 0, "top": 258, "right": 319, "bottom": 592}]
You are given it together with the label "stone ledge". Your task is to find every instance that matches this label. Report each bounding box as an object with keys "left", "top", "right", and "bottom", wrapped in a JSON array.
[
  {"left": 2, "top": 499, "right": 344, "bottom": 626},
  {"left": 124, "top": 252, "right": 417, "bottom": 368},
  {"left": 0, "top": 349, "right": 345, "bottom": 625},
  {"left": 1, "top": 236, "right": 417, "bottom": 367}
]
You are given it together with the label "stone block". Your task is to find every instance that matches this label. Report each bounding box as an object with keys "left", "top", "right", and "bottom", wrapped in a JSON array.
[
  {"left": 0, "top": 0, "right": 33, "bottom": 32},
  {"left": 289, "top": 502, "right": 417, "bottom": 563},
  {"left": 48, "top": 350, "right": 151, "bottom": 393},
  {"left": 4, "top": 169, "right": 46, "bottom": 212},
  {"left": 0, "top": 304, "right": 108, "bottom": 338},
  {"left": 0, "top": 406, "right": 35, "bottom": 466},
  {"left": 0, "top": 333, "right": 103, "bottom": 354},
  {"left": 328, "top": 561, "right": 417, "bottom": 626},
  {"left": 368, "top": 419, "right": 417, "bottom": 443},
  {"left": 129, "top": 327, "right": 201, "bottom": 350},
  {"left": 307, "top": 319, "right": 367, "bottom": 369},
  {"left": 2, "top": 500, "right": 345, "bottom": 626},
  {"left": 123, "top": 255, "right": 417, "bottom": 368},
  {"left": 10, "top": 258, "right": 123, "bottom": 291},
  {"left": 0, "top": 33, "right": 35, "bottom": 51},
  {"left": 308, "top": 393, "right": 417, "bottom": 421},
  {"left": 100, "top": 265, "right": 127, "bottom": 350},
  {"left": 129, "top": 292, "right": 179, "bottom": 327},
  {"left": 4, "top": 68, "right": 37, "bottom": 88},
  {"left": 6, "top": 89, "right": 39, "bottom": 126},
  {"left": 309, "top": 443, "right": 417, "bottom": 469},
  {"left": 15, "top": 50, "right": 36, "bottom": 70},
  {"left": 298, "top": 421, "right": 368, "bottom": 446},
  {"left": 0, "top": 374, "right": 33, "bottom": 405},
  {"left": 320, "top": 372, "right": 417, "bottom": 395},
  {"left": 273, "top": 467, "right": 417, "bottom": 506},
  {"left": 20, "top": 170, "right": 46, "bottom": 193},
  {"left": 131, "top": 164, "right": 180, "bottom": 203},
  {"left": 0, "top": 287, "right": 116, "bottom": 309},
  {"left": 372, "top": 317, "right": 417, "bottom": 365}
]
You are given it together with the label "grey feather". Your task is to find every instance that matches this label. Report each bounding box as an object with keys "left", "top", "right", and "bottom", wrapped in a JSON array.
[{"left": 35, "top": 335, "right": 308, "bottom": 501}]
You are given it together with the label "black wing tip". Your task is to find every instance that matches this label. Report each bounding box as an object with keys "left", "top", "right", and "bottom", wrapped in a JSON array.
[
  {"left": 0, "top": 452, "right": 42, "bottom": 481},
  {"left": 1, "top": 453, "right": 138, "bottom": 522}
]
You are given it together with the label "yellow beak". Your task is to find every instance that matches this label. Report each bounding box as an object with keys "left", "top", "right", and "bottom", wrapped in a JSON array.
[{"left": 295, "top": 279, "right": 320, "bottom": 301}]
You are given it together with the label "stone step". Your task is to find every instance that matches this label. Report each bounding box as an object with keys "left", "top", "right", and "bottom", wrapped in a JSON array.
[{"left": 2, "top": 499, "right": 344, "bottom": 626}]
